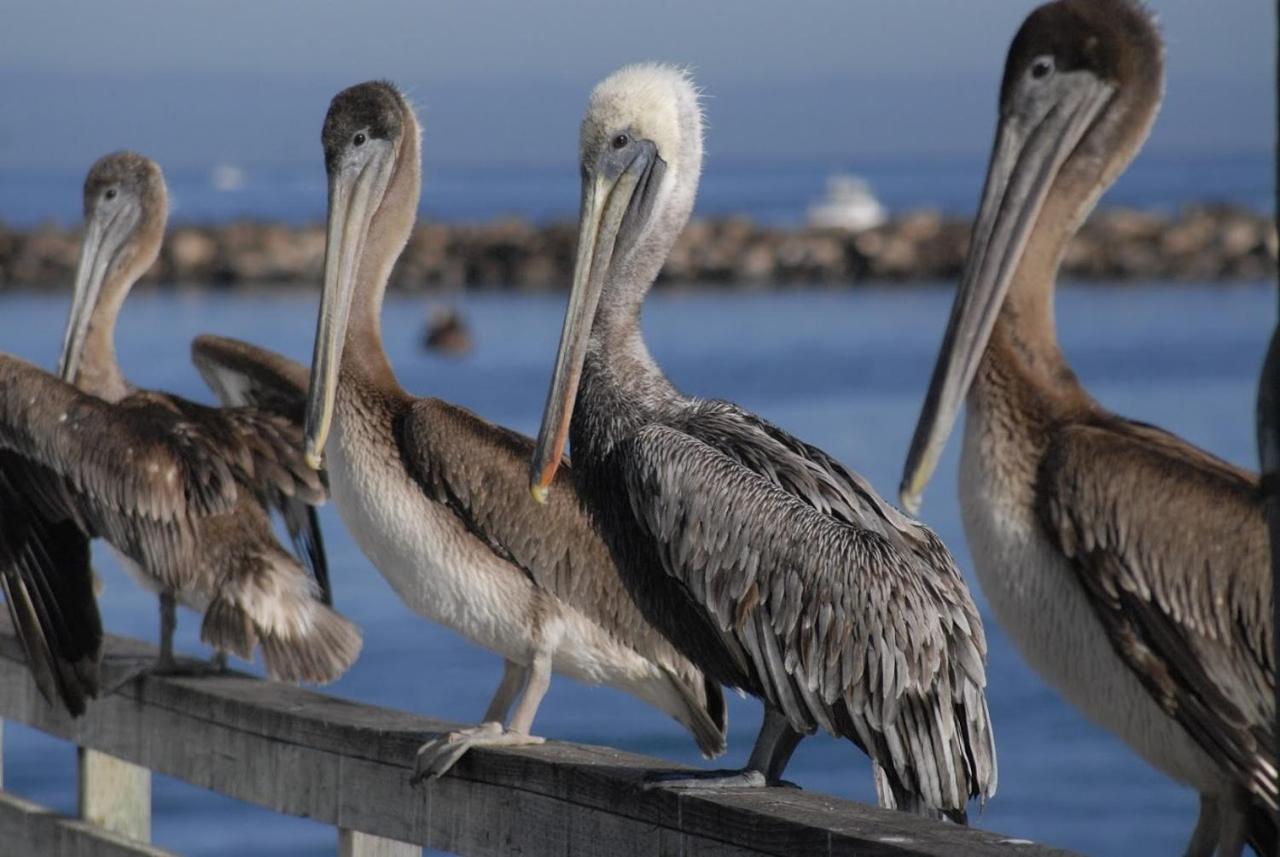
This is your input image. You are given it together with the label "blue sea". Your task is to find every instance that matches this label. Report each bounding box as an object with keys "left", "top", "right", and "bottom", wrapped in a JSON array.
[
  {"left": 0, "top": 149, "right": 1272, "bottom": 228},
  {"left": 0, "top": 280, "right": 1274, "bottom": 856}
]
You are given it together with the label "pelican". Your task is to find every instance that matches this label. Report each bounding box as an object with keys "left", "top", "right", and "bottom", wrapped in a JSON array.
[
  {"left": 529, "top": 64, "right": 995, "bottom": 819},
  {"left": 0, "top": 152, "right": 361, "bottom": 717},
  {"left": 299, "top": 81, "right": 726, "bottom": 779},
  {"left": 898, "top": 1, "right": 1275, "bottom": 853}
]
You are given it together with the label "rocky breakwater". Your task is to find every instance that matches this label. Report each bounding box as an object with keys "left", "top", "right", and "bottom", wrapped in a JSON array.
[{"left": 1, "top": 205, "right": 1273, "bottom": 291}]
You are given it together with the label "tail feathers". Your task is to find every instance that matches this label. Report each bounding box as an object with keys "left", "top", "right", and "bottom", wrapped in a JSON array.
[
  {"left": 873, "top": 763, "right": 967, "bottom": 825},
  {"left": 200, "top": 593, "right": 361, "bottom": 685},
  {"left": 282, "top": 501, "right": 331, "bottom": 607},
  {"left": 0, "top": 507, "right": 102, "bottom": 716},
  {"left": 257, "top": 605, "right": 361, "bottom": 685},
  {"left": 662, "top": 667, "right": 728, "bottom": 758},
  {"left": 200, "top": 597, "right": 258, "bottom": 660}
]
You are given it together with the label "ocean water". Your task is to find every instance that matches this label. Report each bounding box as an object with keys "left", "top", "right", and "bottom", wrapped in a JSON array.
[
  {"left": 0, "top": 282, "right": 1273, "bottom": 856},
  {"left": 0, "top": 149, "right": 1271, "bottom": 228}
]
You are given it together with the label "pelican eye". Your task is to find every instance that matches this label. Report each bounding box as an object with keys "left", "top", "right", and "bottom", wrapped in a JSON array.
[
  {"left": 353, "top": 132, "right": 367, "bottom": 147},
  {"left": 612, "top": 133, "right": 629, "bottom": 150},
  {"left": 104, "top": 188, "right": 118, "bottom": 201},
  {"left": 1030, "top": 57, "right": 1054, "bottom": 79}
]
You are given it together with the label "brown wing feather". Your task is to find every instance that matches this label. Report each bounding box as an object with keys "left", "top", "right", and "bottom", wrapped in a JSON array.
[
  {"left": 156, "top": 393, "right": 324, "bottom": 507},
  {"left": 191, "top": 334, "right": 310, "bottom": 424},
  {"left": 0, "top": 455, "right": 101, "bottom": 715},
  {"left": 1038, "top": 415, "right": 1275, "bottom": 807},
  {"left": 190, "top": 335, "right": 330, "bottom": 602},
  {"left": 0, "top": 354, "right": 239, "bottom": 524}
]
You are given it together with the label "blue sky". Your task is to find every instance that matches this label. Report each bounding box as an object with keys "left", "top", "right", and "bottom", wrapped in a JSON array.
[{"left": 0, "top": 1, "right": 1272, "bottom": 171}]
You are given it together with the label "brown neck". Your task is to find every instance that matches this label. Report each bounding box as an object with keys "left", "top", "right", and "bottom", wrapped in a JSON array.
[
  {"left": 980, "top": 133, "right": 1132, "bottom": 415},
  {"left": 983, "top": 189, "right": 1083, "bottom": 406},
  {"left": 73, "top": 225, "right": 163, "bottom": 403},
  {"left": 341, "top": 128, "right": 422, "bottom": 399}
]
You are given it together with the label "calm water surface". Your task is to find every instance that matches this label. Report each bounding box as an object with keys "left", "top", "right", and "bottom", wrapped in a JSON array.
[{"left": 0, "top": 283, "right": 1272, "bottom": 856}]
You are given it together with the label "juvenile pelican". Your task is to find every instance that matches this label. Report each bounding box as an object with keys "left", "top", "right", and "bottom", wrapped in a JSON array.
[
  {"left": 899, "top": 2, "right": 1275, "bottom": 852},
  {"left": 300, "top": 81, "right": 726, "bottom": 779},
  {"left": 529, "top": 64, "right": 995, "bottom": 819},
  {"left": 0, "top": 153, "right": 360, "bottom": 715}
]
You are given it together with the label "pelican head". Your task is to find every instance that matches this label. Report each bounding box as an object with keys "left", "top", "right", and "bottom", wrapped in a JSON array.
[
  {"left": 530, "top": 63, "right": 703, "bottom": 499},
  {"left": 899, "top": 0, "right": 1163, "bottom": 513},
  {"left": 59, "top": 151, "right": 167, "bottom": 381},
  {"left": 304, "top": 80, "right": 421, "bottom": 468}
]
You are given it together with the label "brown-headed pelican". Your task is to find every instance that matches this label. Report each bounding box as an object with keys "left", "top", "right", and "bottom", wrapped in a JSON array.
[
  {"left": 528, "top": 64, "right": 995, "bottom": 820},
  {"left": 0, "top": 153, "right": 360, "bottom": 716},
  {"left": 299, "top": 81, "right": 726, "bottom": 780},
  {"left": 898, "top": 1, "right": 1275, "bottom": 853}
]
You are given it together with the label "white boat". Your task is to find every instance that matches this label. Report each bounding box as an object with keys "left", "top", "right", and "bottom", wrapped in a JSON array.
[
  {"left": 806, "top": 174, "right": 887, "bottom": 232},
  {"left": 210, "top": 164, "right": 247, "bottom": 192}
]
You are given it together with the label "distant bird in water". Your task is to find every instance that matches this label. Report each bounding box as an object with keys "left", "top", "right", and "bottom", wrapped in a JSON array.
[
  {"left": 300, "top": 81, "right": 726, "bottom": 780},
  {"left": 898, "top": 2, "right": 1275, "bottom": 853},
  {"left": 421, "top": 305, "right": 473, "bottom": 357},
  {"left": 0, "top": 153, "right": 360, "bottom": 716},
  {"left": 529, "top": 64, "right": 995, "bottom": 820}
]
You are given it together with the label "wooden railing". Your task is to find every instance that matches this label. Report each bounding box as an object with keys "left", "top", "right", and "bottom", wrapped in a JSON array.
[{"left": 0, "top": 615, "right": 1075, "bottom": 856}]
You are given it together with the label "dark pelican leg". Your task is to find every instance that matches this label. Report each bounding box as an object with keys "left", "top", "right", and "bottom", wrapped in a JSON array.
[
  {"left": 1183, "top": 794, "right": 1222, "bottom": 857},
  {"left": 158, "top": 591, "right": 225, "bottom": 676},
  {"left": 412, "top": 653, "right": 550, "bottom": 783},
  {"left": 158, "top": 591, "right": 177, "bottom": 670},
  {"left": 103, "top": 590, "right": 225, "bottom": 692},
  {"left": 644, "top": 706, "right": 803, "bottom": 790}
]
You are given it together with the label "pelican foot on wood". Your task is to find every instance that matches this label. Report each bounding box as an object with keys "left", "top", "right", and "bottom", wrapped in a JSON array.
[
  {"left": 412, "top": 656, "right": 551, "bottom": 781},
  {"left": 642, "top": 707, "right": 800, "bottom": 791},
  {"left": 412, "top": 723, "right": 546, "bottom": 783}
]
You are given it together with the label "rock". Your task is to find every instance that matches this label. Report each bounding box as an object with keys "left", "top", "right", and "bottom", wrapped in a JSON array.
[{"left": 0, "top": 205, "right": 1273, "bottom": 291}]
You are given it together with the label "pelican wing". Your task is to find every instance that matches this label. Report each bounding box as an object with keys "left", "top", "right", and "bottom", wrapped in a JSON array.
[
  {"left": 191, "top": 335, "right": 329, "bottom": 603},
  {"left": 676, "top": 400, "right": 925, "bottom": 540},
  {"left": 0, "top": 354, "right": 241, "bottom": 526},
  {"left": 192, "top": 334, "right": 310, "bottom": 424},
  {"left": 621, "top": 423, "right": 995, "bottom": 811},
  {"left": 1040, "top": 417, "right": 1275, "bottom": 807},
  {"left": 0, "top": 355, "right": 321, "bottom": 590},
  {"left": 401, "top": 398, "right": 726, "bottom": 754},
  {"left": 145, "top": 392, "right": 325, "bottom": 508},
  {"left": 0, "top": 455, "right": 101, "bottom": 715}
]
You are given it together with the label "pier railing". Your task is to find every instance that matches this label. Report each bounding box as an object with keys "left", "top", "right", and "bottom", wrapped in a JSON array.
[{"left": 0, "top": 615, "right": 1073, "bottom": 856}]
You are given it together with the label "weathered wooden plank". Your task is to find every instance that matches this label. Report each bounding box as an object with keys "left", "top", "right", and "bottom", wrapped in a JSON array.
[
  {"left": 0, "top": 791, "right": 174, "bottom": 857},
  {"left": 338, "top": 828, "right": 421, "bottom": 857},
  {"left": 79, "top": 748, "right": 151, "bottom": 842},
  {"left": 0, "top": 618, "right": 1075, "bottom": 857}
]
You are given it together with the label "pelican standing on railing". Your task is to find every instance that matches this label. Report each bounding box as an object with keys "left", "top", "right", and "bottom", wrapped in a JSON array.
[
  {"left": 299, "top": 81, "right": 726, "bottom": 779},
  {"left": 898, "top": 1, "right": 1275, "bottom": 853},
  {"left": 0, "top": 153, "right": 361, "bottom": 716},
  {"left": 529, "top": 64, "right": 995, "bottom": 820}
]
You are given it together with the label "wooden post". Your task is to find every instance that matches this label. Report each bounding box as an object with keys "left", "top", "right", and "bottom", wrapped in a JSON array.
[
  {"left": 78, "top": 747, "right": 150, "bottom": 842},
  {"left": 338, "top": 828, "right": 421, "bottom": 857}
]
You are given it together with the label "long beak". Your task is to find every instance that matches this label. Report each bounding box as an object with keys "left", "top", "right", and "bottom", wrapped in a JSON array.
[
  {"left": 57, "top": 213, "right": 117, "bottom": 381},
  {"left": 303, "top": 151, "right": 396, "bottom": 468},
  {"left": 899, "top": 81, "right": 1114, "bottom": 513},
  {"left": 529, "top": 153, "right": 650, "bottom": 502}
]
